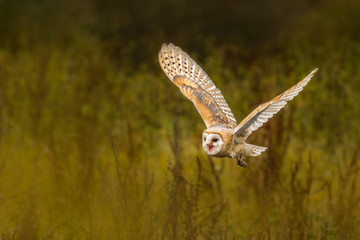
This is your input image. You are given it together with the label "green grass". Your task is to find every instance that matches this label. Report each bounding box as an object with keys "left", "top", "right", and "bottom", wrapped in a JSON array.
[
  {"left": 0, "top": 38, "right": 360, "bottom": 240},
  {"left": 1, "top": 1, "right": 360, "bottom": 236}
]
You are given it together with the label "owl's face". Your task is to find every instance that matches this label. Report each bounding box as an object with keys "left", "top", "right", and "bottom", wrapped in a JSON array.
[{"left": 202, "top": 132, "right": 223, "bottom": 156}]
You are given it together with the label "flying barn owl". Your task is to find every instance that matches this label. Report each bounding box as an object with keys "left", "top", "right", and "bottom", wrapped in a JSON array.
[{"left": 158, "top": 43, "right": 317, "bottom": 167}]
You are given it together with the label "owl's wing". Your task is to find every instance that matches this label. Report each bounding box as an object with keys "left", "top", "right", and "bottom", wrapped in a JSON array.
[
  {"left": 159, "top": 43, "right": 237, "bottom": 128},
  {"left": 233, "top": 69, "right": 318, "bottom": 141}
]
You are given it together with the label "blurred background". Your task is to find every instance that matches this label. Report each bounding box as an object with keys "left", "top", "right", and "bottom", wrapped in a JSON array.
[{"left": 0, "top": 0, "right": 360, "bottom": 239}]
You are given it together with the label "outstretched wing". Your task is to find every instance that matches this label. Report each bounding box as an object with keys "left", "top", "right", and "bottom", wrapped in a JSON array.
[
  {"left": 158, "top": 43, "right": 237, "bottom": 128},
  {"left": 233, "top": 69, "right": 318, "bottom": 141}
]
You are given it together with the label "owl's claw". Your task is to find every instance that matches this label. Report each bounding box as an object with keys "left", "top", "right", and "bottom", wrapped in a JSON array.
[{"left": 236, "top": 156, "right": 247, "bottom": 168}]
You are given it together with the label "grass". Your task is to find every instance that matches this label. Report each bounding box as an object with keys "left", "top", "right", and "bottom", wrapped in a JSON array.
[{"left": 0, "top": 35, "right": 360, "bottom": 239}]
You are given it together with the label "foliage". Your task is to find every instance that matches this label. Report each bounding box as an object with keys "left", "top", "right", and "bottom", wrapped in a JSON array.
[{"left": 0, "top": 0, "right": 360, "bottom": 239}]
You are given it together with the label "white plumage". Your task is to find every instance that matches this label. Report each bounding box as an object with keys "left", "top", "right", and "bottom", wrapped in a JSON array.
[{"left": 159, "top": 43, "right": 317, "bottom": 167}]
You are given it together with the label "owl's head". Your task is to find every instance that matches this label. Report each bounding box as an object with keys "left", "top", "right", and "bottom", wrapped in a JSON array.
[{"left": 202, "top": 132, "right": 224, "bottom": 156}]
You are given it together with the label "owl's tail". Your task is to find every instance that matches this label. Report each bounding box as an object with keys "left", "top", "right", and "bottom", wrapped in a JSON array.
[{"left": 245, "top": 143, "right": 267, "bottom": 157}]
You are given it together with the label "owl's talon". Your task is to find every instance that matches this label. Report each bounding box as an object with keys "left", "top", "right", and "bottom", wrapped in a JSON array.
[{"left": 236, "top": 157, "right": 247, "bottom": 168}]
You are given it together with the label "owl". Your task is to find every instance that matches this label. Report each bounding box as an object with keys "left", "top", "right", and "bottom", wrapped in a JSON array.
[{"left": 158, "top": 43, "right": 317, "bottom": 167}]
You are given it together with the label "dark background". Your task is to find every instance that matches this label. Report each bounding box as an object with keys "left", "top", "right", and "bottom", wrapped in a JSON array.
[{"left": 0, "top": 0, "right": 360, "bottom": 239}]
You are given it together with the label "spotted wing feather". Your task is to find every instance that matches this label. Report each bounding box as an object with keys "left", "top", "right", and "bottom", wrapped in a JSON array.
[
  {"left": 233, "top": 68, "right": 318, "bottom": 140},
  {"left": 159, "top": 43, "right": 237, "bottom": 128}
]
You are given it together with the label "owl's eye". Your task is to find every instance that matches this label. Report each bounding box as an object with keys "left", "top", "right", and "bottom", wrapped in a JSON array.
[{"left": 213, "top": 138, "right": 218, "bottom": 142}]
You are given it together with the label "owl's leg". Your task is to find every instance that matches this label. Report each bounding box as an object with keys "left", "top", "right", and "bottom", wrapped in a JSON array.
[{"left": 236, "top": 155, "right": 247, "bottom": 168}]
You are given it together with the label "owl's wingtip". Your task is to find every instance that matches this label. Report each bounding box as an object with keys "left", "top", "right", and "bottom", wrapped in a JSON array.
[
  {"left": 309, "top": 68, "right": 319, "bottom": 77},
  {"left": 161, "top": 43, "right": 177, "bottom": 49}
]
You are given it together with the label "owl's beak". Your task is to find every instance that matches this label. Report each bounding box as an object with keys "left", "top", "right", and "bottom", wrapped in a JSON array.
[{"left": 206, "top": 144, "right": 213, "bottom": 151}]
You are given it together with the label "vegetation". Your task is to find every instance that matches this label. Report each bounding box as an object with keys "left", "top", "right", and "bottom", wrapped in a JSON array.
[{"left": 0, "top": 0, "right": 360, "bottom": 239}]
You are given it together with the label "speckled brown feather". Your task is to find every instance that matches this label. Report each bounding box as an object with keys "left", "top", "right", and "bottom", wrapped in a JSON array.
[
  {"left": 233, "top": 68, "right": 318, "bottom": 140},
  {"left": 159, "top": 43, "right": 237, "bottom": 128}
]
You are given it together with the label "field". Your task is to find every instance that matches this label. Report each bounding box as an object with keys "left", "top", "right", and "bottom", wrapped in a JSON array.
[{"left": 0, "top": 0, "right": 360, "bottom": 239}]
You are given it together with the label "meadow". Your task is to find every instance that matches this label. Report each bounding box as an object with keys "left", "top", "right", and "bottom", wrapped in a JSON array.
[{"left": 0, "top": 0, "right": 360, "bottom": 239}]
